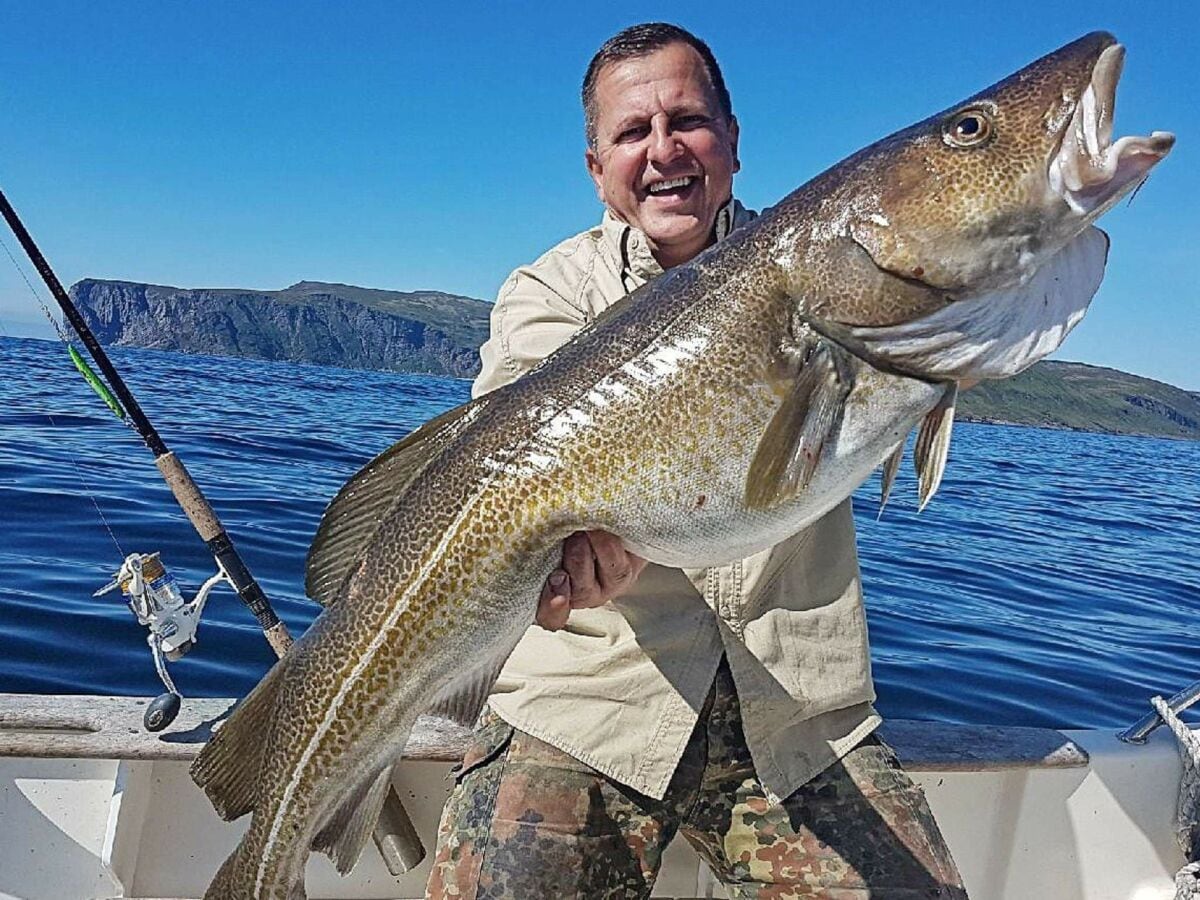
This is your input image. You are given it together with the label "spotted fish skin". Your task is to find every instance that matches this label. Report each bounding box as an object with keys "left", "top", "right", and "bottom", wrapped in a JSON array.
[{"left": 192, "top": 31, "right": 1172, "bottom": 899}]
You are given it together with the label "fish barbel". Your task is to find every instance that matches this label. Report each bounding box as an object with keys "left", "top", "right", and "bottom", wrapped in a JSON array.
[{"left": 193, "top": 32, "right": 1173, "bottom": 898}]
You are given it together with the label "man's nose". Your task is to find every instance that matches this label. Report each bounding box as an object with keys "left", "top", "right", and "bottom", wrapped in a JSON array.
[{"left": 646, "top": 117, "right": 682, "bottom": 165}]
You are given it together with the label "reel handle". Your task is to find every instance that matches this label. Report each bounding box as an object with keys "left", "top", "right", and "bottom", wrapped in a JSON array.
[{"left": 144, "top": 691, "right": 181, "bottom": 732}]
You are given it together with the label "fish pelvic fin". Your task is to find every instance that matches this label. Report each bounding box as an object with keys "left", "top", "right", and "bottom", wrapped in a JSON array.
[
  {"left": 745, "top": 340, "right": 852, "bottom": 511},
  {"left": 878, "top": 439, "right": 907, "bottom": 519},
  {"left": 312, "top": 764, "right": 396, "bottom": 875},
  {"left": 306, "top": 402, "right": 476, "bottom": 607},
  {"left": 914, "top": 382, "right": 958, "bottom": 511},
  {"left": 191, "top": 659, "right": 285, "bottom": 821}
]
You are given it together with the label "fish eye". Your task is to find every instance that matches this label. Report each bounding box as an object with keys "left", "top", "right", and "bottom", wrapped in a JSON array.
[{"left": 944, "top": 108, "right": 994, "bottom": 148}]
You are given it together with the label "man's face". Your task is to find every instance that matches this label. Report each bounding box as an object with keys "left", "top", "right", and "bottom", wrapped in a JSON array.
[{"left": 585, "top": 42, "right": 740, "bottom": 269}]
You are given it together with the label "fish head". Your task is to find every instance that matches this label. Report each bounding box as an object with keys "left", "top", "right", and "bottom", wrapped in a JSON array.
[{"left": 846, "top": 31, "right": 1174, "bottom": 297}]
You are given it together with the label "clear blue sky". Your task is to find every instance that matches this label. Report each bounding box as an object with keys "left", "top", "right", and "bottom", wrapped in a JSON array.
[{"left": 0, "top": 1, "right": 1194, "bottom": 388}]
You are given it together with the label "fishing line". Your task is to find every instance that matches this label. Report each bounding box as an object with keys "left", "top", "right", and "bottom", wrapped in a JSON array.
[
  {"left": 1127, "top": 177, "right": 1148, "bottom": 207},
  {"left": 0, "top": 234, "right": 70, "bottom": 342},
  {"left": 0, "top": 231, "right": 127, "bottom": 558}
]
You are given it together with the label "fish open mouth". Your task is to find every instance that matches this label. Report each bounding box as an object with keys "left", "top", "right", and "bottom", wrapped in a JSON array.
[{"left": 1049, "top": 43, "right": 1174, "bottom": 216}]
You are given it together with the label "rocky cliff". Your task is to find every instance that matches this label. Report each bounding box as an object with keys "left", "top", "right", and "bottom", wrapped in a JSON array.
[
  {"left": 68, "top": 277, "right": 1197, "bottom": 440},
  {"left": 69, "top": 279, "right": 491, "bottom": 377}
]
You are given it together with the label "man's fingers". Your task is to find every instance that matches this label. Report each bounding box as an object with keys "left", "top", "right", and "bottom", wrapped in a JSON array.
[
  {"left": 588, "top": 530, "right": 644, "bottom": 599},
  {"left": 561, "top": 531, "right": 600, "bottom": 604},
  {"left": 539, "top": 532, "right": 648, "bottom": 628},
  {"left": 537, "top": 570, "right": 571, "bottom": 631},
  {"left": 589, "top": 530, "right": 628, "bottom": 579}
]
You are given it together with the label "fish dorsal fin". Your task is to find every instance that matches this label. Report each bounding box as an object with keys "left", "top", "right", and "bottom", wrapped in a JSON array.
[
  {"left": 877, "top": 439, "right": 906, "bottom": 518},
  {"left": 745, "top": 340, "right": 852, "bottom": 511},
  {"left": 306, "top": 402, "right": 476, "bottom": 606},
  {"left": 190, "top": 659, "right": 285, "bottom": 820},
  {"left": 914, "top": 383, "right": 958, "bottom": 511},
  {"left": 312, "top": 764, "right": 396, "bottom": 875}
]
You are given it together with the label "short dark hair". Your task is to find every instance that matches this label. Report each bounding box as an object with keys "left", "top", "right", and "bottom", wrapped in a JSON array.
[{"left": 581, "top": 22, "right": 733, "bottom": 148}]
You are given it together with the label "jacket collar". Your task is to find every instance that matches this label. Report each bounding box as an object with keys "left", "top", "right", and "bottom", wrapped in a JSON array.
[{"left": 602, "top": 197, "right": 753, "bottom": 286}]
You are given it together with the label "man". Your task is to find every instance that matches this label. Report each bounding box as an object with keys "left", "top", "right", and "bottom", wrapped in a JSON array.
[{"left": 427, "top": 23, "right": 967, "bottom": 899}]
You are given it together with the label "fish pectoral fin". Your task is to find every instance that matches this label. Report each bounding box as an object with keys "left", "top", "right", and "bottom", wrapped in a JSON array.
[
  {"left": 878, "top": 439, "right": 907, "bottom": 518},
  {"left": 306, "top": 402, "right": 476, "bottom": 607},
  {"left": 745, "top": 340, "right": 851, "bottom": 511},
  {"left": 190, "top": 659, "right": 285, "bottom": 820},
  {"left": 914, "top": 382, "right": 958, "bottom": 511},
  {"left": 313, "top": 763, "right": 396, "bottom": 875}
]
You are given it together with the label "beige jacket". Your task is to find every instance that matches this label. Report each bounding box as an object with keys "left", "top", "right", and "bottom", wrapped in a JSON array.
[{"left": 474, "top": 201, "right": 880, "bottom": 802}]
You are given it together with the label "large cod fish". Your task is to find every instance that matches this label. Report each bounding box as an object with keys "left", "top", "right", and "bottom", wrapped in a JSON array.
[{"left": 193, "top": 32, "right": 1172, "bottom": 898}]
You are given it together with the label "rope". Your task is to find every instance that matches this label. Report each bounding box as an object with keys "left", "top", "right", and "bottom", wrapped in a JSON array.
[{"left": 1151, "top": 695, "right": 1200, "bottom": 899}]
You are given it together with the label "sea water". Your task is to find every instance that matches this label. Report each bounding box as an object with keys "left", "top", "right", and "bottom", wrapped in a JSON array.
[{"left": 0, "top": 335, "right": 1196, "bottom": 729}]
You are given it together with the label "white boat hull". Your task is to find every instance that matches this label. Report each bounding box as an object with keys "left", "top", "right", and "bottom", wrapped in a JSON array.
[{"left": 0, "top": 695, "right": 1188, "bottom": 899}]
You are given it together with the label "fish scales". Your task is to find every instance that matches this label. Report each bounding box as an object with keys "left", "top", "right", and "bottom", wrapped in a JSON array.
[{"left": 193, "top": 31, "right": 1173, "bottom": 898}]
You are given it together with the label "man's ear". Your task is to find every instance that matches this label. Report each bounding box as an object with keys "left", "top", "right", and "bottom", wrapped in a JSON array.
[
  {"left": 585, "top": 147, "right": 607, "bottom": 203},
  {"left": 728, "top": 115, "right": 741, "bottom": 174}
]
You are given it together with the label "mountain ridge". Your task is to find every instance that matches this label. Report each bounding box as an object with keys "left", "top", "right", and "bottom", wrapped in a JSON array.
[
  {"left": 70, "top": 278, "right": 490, "bottom": 377},
  {"left": 68, "top": 277, "right": 1198, "bottom": 440}
]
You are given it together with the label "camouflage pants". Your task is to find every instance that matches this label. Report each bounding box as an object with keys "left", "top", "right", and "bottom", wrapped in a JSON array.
[{"left": 427, "top": 662, "right": 966, "bottom": 899}]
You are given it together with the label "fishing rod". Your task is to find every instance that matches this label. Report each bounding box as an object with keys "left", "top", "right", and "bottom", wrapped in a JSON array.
[
  {"left": 0, "top": 186, "right": 294, "bottom": 729},
  {"left": 0, "top": 186, "right": 425, "bottom": 874}
]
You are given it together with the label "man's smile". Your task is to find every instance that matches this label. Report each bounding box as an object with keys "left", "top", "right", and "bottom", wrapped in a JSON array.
[{"left": 644, "top": 175, "right": 699, "bottom": 203}]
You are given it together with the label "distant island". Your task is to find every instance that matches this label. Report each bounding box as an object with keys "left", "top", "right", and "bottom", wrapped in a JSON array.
[
  {"left": 70, "top": 279, "right": 491, "bottom": 378},
  {"left": 958, "top": 361, "right": 1200, "bottom": 440},
  {"left": 70, "top": 278, "right": 1199, "bottom": 440}
]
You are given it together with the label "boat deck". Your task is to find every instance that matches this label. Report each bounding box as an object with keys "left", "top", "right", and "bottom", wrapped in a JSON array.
[{"left": 0, "top": 693, "right": 1185, "bottom": 899}]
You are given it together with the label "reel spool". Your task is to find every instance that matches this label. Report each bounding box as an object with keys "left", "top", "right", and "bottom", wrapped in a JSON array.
[{"left": 95, "top": 552, "right": 228, "bottom": 731}]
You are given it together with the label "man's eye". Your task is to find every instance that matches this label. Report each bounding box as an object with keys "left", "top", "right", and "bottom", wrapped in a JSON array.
[
  {"left": 615, "top": 125, "right": 650, "bottom": 143},
  {"left": 674, "top": 115, "right": 711, "bottom": 130}
]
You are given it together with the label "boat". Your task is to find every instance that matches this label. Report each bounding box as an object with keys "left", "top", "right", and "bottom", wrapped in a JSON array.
[{"left": 0, "top": 690, "right": 1193, "bottom": 899}]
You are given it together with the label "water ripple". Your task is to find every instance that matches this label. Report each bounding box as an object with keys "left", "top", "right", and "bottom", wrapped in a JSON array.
[{"left": 0, "top": 335, "right": 1197, "bottom": 729}]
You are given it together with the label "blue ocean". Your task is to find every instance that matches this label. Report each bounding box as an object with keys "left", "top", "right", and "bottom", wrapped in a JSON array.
[{"left": 0, "top": 334, "right": 1196, "bottom": 730}]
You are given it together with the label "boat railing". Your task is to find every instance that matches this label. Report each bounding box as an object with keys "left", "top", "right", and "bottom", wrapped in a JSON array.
[
  {"left": 0, "top": 693, "right": 1091, "bottom": 772},
  {"left": 1119, "top": 678, "right": 1200, "bottom": 744}
]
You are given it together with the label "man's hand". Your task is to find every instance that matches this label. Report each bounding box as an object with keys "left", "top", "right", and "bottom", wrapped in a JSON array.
[{"left": 537, "top": 530, "right": 647, "bottom": 631}]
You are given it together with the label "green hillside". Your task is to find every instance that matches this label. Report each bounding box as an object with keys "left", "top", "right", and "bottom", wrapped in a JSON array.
[{"left": 959, "top": 361, "right": 1200, "bottom": 440}]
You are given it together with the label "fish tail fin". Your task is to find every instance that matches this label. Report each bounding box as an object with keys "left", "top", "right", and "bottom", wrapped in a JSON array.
[{"left": 191, "top": 659, "right": 286, "bottom": 820}]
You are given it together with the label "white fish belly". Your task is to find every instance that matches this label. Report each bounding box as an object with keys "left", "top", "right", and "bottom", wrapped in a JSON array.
[{"left": 617, "top": 367, "right": 942, "bottom": 567}]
